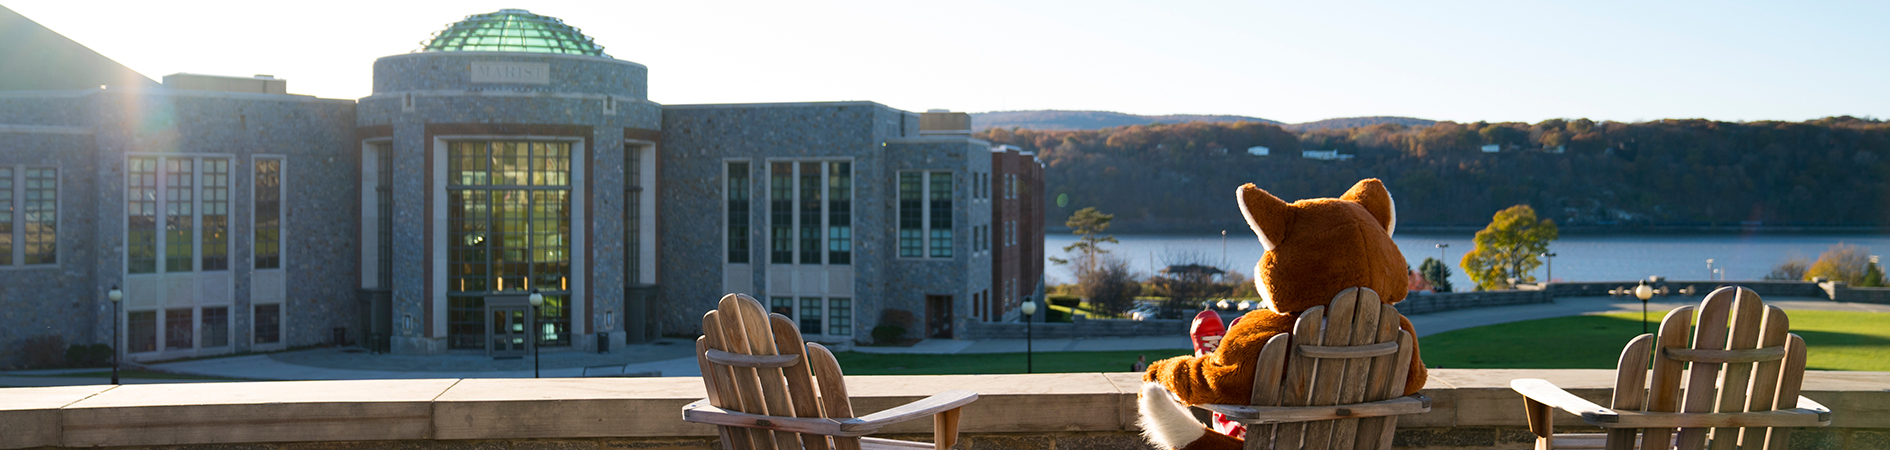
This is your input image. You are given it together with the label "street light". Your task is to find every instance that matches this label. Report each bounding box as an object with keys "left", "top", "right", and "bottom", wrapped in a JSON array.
[
  {"left": 1706, "top": 259, "right": 1715, "bottom": 281},
  {"left": 1436, "top": 243, "right": 1450, "bottom": 263},
  {"left": 528, "top": 288, "right": 544, "bottom": 379},
  {"left": 1019, "top": 300, "right": 1037, "bottom": 374},
  {"left": 1633, "top": 280, "right": 1655, "bottom": 334},
  {"left": 1541, "top": 252, "right": 1557, "bottom": 283},
  {"left": 108, "top": 285, "right": 122, "bottom": 385}
]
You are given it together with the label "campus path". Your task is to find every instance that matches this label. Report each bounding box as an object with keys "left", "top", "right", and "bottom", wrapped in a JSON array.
[{"left": 5, "top": 294, "right": 1883, "bottom": 386}]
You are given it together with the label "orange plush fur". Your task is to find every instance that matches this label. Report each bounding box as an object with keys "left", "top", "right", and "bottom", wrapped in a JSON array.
[{"left": 1140, "top": 179, "right": 1427, "bottom": 450}]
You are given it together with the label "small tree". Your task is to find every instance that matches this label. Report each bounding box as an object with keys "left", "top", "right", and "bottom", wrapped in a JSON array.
[
  {"left": 1419, "top": 257, "right": 1454, "bottom": 293},
  {"left": 1805, "top": 243, "right": 1881, "bottom": 285},
  {"left": 1765, "top": 256, "right": 1810, "bottom": 281},
  {"left": 1461, "top": 205, "right": 1559, "bottom": 290},
  {"left": 1082, "top": 255, "right": 1140, "bottom": 317},
  {"left": 1048, "top": 207, "right": 1119, "bottom": 275}
]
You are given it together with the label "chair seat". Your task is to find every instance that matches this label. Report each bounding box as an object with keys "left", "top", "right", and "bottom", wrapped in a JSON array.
[
  {"left": 1547, "top": 432, "right": 1679, "bottom": 450},
  {"left": 859, "top": 437, "right": 939, "bottom": 449}
]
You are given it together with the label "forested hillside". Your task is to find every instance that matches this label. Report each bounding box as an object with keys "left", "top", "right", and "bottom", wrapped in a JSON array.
[
  {"left": 971, "top": 110, "right": 1279, "bottom": 131},
  {"left": 977, "top": 117, "right": 1890, "bottom": 232}
]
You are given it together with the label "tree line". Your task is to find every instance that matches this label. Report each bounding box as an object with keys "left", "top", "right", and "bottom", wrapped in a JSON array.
[{"left": 976, "top": 116, "right": 1890, "bottom": 231}]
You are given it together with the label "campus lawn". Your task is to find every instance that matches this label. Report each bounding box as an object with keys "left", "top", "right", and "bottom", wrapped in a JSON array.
[
  {"left": 1420, "top": 311, "right": 1890, "bottom": 371},
  {"left": 833, "top": 349, "right": 1191, "bottom": 375}
]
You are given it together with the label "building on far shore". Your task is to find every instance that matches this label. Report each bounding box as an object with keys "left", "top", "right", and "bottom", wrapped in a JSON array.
[{"left": 0, "top": 6, "right": 1043, "bottom": 367}]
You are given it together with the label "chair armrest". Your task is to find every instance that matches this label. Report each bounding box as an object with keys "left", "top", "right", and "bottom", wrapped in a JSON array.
[
  {"left": 842, "top": 390, "right": 980, "bottom": 433},
  {"left": 682, "top": 399, "right": 852, "bottom": 435},
  {"left": 1598, "top": 396, "right": 1832, "bottom": 428},
  {"left": 1196, "top": 394, "right": 1431, "bottom": 425},
  {"left": 1511, "top": 378, "right": 1614, "bottom": 421}
]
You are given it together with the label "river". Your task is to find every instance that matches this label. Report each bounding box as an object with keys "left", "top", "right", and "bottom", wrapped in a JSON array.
[{"left": 1043, "top": 232, "right": 1890, "bottom": 290}]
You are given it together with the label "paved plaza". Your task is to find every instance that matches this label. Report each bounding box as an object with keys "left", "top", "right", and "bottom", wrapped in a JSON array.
[{"left": 2, "top": 295, "right": 1883, "bottom": 387}]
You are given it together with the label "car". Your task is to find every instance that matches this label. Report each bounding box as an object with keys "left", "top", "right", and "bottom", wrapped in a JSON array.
[{"left": 1127, "top": 304, "right": 1160, "bottom": 321}]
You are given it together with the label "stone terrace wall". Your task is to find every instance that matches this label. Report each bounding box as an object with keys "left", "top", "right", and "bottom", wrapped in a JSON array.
[
  {"left": 960, "top": 314, "right": 1191, "bottom": 339},
  {"left": 3, "top": 370, "right": 1886, "bottom": 450},
  {"left": 1398, "top": 290, "right": 1552, "bottom": 315}
]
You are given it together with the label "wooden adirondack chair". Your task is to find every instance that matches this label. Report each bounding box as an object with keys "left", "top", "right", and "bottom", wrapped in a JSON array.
[
  {"left": 1511, "top": 286, "right": 1832, "bottom": 450},
  {"left": 1193, "top": 287, "right": 1432, "bottom": 450},
  {"left": 683, "top": 294, "right": 979, "bottom": 450}
]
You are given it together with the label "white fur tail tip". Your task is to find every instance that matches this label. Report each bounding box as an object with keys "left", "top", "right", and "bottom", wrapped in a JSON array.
[{"left": 1138, "top": 383, "right": 1206, "bottom": 449}]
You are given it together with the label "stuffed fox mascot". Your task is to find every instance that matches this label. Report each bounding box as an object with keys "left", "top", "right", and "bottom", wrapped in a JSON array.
[{"left": 1140, "top": 179, "right": 1427, "bottom": 450}]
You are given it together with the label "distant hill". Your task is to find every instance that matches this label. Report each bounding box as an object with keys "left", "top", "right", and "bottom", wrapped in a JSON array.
[
  {"left": 971, "top": 110, "right": 1281, "bottom": 131},
  {"left": 1282, "top": 116, "right": 1438, "bottom": 131},
  {"left": 970, "top": 110, "right": 1433, "bottom": 132}
]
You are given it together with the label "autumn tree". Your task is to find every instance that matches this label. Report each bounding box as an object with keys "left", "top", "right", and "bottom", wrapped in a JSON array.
[
  {"left": 1805, "top": 243, "right": 1884, "bottom": 286},
  {"left": 1461, "top": 205, "right": 1559, "bottom": 290}
]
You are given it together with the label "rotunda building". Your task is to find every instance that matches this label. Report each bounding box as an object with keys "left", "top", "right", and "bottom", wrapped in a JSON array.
[{"left": 356, "top": 10, "right": 661, "bottom": 355}]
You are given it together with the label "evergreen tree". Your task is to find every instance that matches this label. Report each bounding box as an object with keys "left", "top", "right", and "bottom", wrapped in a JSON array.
[{"left": 1419, "top": 257, "right": 1454, "bottom": 293}]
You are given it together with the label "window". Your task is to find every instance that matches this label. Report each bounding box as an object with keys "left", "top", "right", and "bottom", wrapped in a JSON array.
[
  {"left": 828, "top": 298, "right": 851, "bottom": 336},
  {"left": 899, "top": 171, "right": 959, "bottom": 259},
  {"left": 1007, "top": 221, "right": 1016, "bottom": 247},
  {"left": 0, "top": 167, "right": 9, "bottom": 265},
  {"left": 164, "top": 308, "right": 193, "bottom": 350},
  {"left": 769, "top": 163, "right": 792, "bottom": 264},
  {"left": 929, "top": 172, "right": 952, "bottom": 258},
  {"left": 254, "top": 304, "right": 280, "bottom": 344},
  {"left": 445, "top": 141, "right": 574, "bottom": 349},
  {"left": 770, "top": 297, "right": 793, "bottom": 319},
  {"left": 255, "top": 158, "right": 282, "bottom": 270},
  {"left": 19, "top": 167, "right": 56, "bottom": 265},
  {"left": 130, "top": 157, "right": 233, "bottom": 273},
  {"left": 200, "top": 307, "right": 229, "bottom": 348},
  {"left": 373, "top": 146, "right": 392, "bottom": 285},
  {"left": 827, "top": 162, "right": 852, "bottom": 265},
  {"left": 1006, "top": 174, "right": 1017, "bottom": 199},
  {"left": 128, "top": 311, "right": 157, "bottom": 352},
  {"left": 200, "top": 160, "right": 229, "bottom": 271},
  {"left": 898, "top": 172, "right": 922, "bottom": 257},
  {"left": 128, "top": 159, "right": 158, "bottom": 273},
  {"left": 799, "top": 162, "right": 821, "bottom": 264},
  {"left": 164, "top": 159, "right": 193, "bottom": 272},
  {"left": 726, "top": 162, "right": 750, "bottom": 264},
  {"left": 626, "top": 147, "right": 641, "bottom": 284},
  {"left": 799, "top": 297, "right": 822, "bottom": 334}
]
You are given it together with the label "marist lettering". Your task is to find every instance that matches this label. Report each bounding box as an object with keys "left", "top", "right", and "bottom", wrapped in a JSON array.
[{"left": 470, "top": 62, "right": 550, "bottom": 84}]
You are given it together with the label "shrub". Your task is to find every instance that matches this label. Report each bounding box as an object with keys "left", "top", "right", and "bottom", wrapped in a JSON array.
[
  {"left": 23, "top": 335, "right": 66, "bottom": 368},
  {"left": 1766, "top": 256, "right": 1810, "bottom": 281},
  {"left": 1805, "top": 243, "right": 1881, "bottom": 286},
  {"left": 871, "top": 325, "right": 907, "bottom": 344},
  {"left": 65, "top": 343, "right": 113, "bottom": 367}
]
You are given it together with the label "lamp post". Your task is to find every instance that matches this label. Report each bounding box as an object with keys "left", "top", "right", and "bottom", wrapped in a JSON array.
[
  {"left": 1633, "top": 280, "right": 1655, "bottom": 335},
  {"left": 528, "top": 288, "right": 544, "bottom": 379},
  {"left": 1541, "top": 252, "right": 1557, "bottom": 283},
  {"left": 1706, "top": 259, "right": 1715, "bottom": 281},
  {"left": 1019, "top": 300, "right": 1037, "bottom": 374},
  {"left": 1436, "top": 243, "right": 1449, "bottom": 263},
  {"left": 108, "top": 285, "right": 122, "bottom": 385},
  {"left": 1221, "top": 230, "right": 1228, "bottom": 269}
]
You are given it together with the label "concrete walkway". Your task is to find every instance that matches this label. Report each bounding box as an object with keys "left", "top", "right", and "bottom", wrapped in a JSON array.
[{"left": 6, "top": 295, "right": 1882, "bottom": 385}]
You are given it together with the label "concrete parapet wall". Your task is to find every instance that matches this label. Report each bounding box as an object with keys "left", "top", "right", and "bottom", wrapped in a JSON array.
[
  {"left": 1399, "top": 290, "right": 1552, "bottom": 315},
  {"left": 960, "top": 314, "right": 1190, "bottom": 340},
  {"left": 3, "top": 370, "right": 1886, "bottom": 450}
]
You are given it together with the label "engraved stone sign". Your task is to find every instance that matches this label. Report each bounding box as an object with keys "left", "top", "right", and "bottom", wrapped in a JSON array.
[{"left": 471, "top": 62, "right": 551, "bottom": 84}]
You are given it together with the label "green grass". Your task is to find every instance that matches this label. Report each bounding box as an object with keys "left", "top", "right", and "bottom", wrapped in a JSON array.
[
  {"left": 834, "top": 349, "right": 1192, "bottom": 375},
  {"left": 1420, "top": 311, "right": 1890, "bottom": 371},
  {"left": 13, "top": 369, "right": 246, "bottom": 381}
]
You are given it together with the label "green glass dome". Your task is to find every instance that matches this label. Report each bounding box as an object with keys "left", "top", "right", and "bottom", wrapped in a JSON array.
[{"left": 420, "top": 9, "right": 609, "bottom": 58}]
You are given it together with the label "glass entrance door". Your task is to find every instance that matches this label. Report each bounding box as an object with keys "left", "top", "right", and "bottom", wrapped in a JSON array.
[{"left": 488, "top": 306, "right": 530, "bottom": 358}]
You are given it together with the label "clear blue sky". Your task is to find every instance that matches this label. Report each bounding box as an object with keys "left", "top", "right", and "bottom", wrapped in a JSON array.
[{"left": 8, "top": 0, "right": 1886, "bottom": 124}]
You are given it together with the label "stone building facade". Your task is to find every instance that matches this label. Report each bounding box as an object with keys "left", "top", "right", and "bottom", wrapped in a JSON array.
[{"left": 0, "top": 8, "right": 1039, "bottom": 365}]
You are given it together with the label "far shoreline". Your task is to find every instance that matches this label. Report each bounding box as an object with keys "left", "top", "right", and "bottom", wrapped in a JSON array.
[{"left": 1047, "top": 224, "right": 1890, "bottom": 236}]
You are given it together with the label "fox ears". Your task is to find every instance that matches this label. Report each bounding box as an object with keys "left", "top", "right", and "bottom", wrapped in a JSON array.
[{"left": 1238, "top": 179, "right": 1396, "bottom": 252}]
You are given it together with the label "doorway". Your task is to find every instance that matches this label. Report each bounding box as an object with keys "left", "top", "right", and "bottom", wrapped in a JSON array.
[
  {"left": 925, "top": 295, "right": 954, "bottom": 339},
  {"left": 486, "top": 295, "right": 531, "bottom": 358}
]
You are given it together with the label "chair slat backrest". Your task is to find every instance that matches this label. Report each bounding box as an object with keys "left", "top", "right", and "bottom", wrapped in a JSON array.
[
  {"left": 1610, "top": 287, "right": 1807, "bottom": 450},
  {"left": 1253, "top": 288, "right": 1415, "bottom": 450},
  {"left": 697, "top": 294, "right": 855, "bottom": 450}
]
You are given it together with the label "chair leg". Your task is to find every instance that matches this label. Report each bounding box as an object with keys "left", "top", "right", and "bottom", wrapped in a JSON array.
[
  {"left": 934, "top": 407, "right": 962, "bottom": 449},
  {"left": 1525, "top": 397, "right": 1554, "bottom": 450}
]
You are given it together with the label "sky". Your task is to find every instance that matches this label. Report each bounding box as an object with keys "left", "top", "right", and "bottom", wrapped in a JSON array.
[{"left": 7, "top": 0, "right": 1887, "bottom": 124}]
